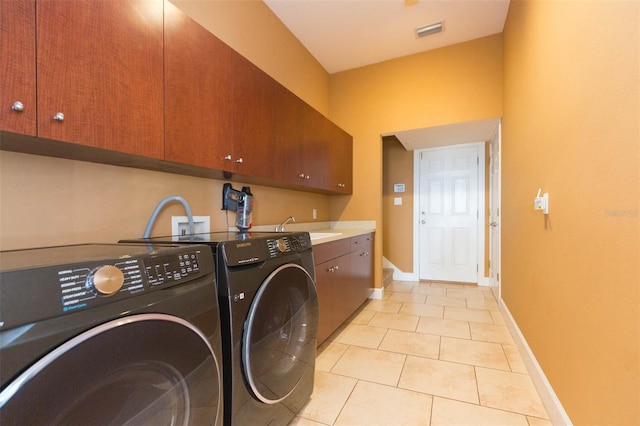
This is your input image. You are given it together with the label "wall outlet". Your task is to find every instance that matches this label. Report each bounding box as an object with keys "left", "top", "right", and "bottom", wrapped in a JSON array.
[{"left": 172, "top": 216, "right": 210, "bottom": 236}]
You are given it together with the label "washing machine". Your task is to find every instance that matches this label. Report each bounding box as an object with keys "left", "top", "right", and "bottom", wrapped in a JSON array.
[
  {"left": 121, "top": 232, "right": 319, "bottom": 425},
  {"left": 0, "top": 243, "right": 224, "bottom": 425}
]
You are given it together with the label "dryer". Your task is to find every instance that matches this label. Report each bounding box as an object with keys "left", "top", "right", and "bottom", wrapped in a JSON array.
[
  {"left": 121, "top": 232, "right": 319, "bottom": 425},
  {"left": 0, "top": 244, "right": 223, "bottom": 425}
]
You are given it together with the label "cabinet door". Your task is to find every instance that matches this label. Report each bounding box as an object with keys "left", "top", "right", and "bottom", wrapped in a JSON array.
[
  {"left": 230, "top": 53, "right": 279, "bottom": 178},
  {"left": 349, "top": 235, "right": 374, "bottom": 307},
  {"left": 314, "top": 260, "right": 335, "bottom": 346},
  {"left": 300, "top": 107, "right": 330, "bottom": 189},
  {"left": 36, "top": 0, "right": 164, "bottom": 158},
  {"left": 329, "top": 255, "right": 353, "bottom": 331},
  {"left": 0, "top": 0, "right": 36, "bottom": 135},
  {"left": 327, "top": 123, "right": 353, "bottom": 194},
  {"left": 270, "top": 85, "right": 304, "bottom": 184},
  {"left": 164, "top": 2, "right": 233, "bottom": 169}
]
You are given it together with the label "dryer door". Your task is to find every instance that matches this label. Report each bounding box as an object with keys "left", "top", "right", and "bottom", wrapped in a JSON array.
[
  {"left": 243, "top": 263, "right": 319, "bottom": 404},
  {"left": 0, "top": 314, "right": 222, "bottom": 425}
]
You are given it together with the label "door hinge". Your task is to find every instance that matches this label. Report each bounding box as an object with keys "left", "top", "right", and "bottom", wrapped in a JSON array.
[
  {"left": 497, "top": 273, "right": 500, "bottom": 281},
  {"left": 476, "top": 264, "right": 479, "bottom": 272},
  {"left": 477, "top": 156, "right": 479, "bottom": 165}
]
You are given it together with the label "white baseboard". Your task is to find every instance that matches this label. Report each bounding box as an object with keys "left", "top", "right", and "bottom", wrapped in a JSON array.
[
  {"left": 382, "top": 256, "right": 418, "bottom": 282},
  {"left": 477, "top": 276, "right": 491, "bottom": 287},
  {"left": 499, "top": 299, "right": 573, "bottom": 426},
  {"left": 369, "top": 287, "right": 384, "bottom": 300}
]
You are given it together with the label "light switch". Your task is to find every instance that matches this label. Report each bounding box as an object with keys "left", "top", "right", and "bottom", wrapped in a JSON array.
[{"left": 394, "top": 197, "right": 402, "bottom": 206}]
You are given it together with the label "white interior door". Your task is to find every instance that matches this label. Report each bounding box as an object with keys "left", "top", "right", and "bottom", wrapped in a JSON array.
[
  {"left": 489, "top": 122, "right": 501, "bottom": 299},
  {"left": 418, "top": 144, "right": 479, "bottom": 283}
]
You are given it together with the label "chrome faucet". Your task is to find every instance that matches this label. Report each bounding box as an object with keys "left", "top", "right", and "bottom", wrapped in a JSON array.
[
  {"left": 143, "top": 195, "right": 194, "bottom": 238},
  {"left": 275, "top": 216, "right": 295, "bottom": 232}
]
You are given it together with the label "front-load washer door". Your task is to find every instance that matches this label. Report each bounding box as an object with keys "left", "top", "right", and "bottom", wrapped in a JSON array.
[
  {"left": 243, "top": 263, "right": 319, "bottom": 404},
  {"left": 0, "top": 314, "right": 222, "bottom": 426}
]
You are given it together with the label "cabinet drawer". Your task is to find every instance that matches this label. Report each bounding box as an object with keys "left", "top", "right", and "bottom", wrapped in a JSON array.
[
  {"left": 312, "top": 239, "right": 351, "bottom": 265},
  {"left": 351, "top": 233, "right": 374, "bottom": 252}
]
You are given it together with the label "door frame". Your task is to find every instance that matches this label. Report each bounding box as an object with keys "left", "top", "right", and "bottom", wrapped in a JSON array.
[
  {"left": 413, "top": 141, "right": 486, "bottom": 285},
  {"left": 489, "top": 120, "right": 502, "bottom": 299}
]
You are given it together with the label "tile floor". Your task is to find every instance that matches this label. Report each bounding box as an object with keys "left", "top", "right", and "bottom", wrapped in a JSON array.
[{"left": 290, "top": 281, "right": 552, "bottom": 426}]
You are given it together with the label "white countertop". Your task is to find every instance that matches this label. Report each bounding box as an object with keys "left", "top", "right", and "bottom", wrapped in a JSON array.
[{"left": 249, "top": 220, "right": 376, "bottom": 245}]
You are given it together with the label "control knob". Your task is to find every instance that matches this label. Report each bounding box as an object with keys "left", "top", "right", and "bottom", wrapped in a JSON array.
[
  {"left": 87, "top": 265, "right": 125, "bottom": 296},
  {"left": 276, "top": 238, "right": 287, "bottom": 253}
]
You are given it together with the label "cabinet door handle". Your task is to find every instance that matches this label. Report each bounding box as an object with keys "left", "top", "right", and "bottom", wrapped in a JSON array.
[
  {"left": 224, "top": 155, "right": 232, "bottom": 161},
  {"left": 53, "top": 112, "right": 65, "bottom": 122},
  {"left": 11, "top": 101, "right": 24, "bottom": 112},
  {"left": 235, "top": 157, "right": 243, "bottom": 164}
]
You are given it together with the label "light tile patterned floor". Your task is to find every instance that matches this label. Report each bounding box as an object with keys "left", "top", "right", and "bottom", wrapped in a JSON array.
[{"left": 290, "top": 281, "right": 552, "bottom": 426}]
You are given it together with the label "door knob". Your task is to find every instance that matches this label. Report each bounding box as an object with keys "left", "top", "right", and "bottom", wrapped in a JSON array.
[
  {"left": 421, "top": 220, "right": 426, "bottom": 224},
  {"left": 490, "top": 222, "right": 498, "bottom": 227}
]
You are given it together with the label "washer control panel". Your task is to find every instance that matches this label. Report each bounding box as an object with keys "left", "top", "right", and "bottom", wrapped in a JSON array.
[
  {"left": 0, "top": 244, "right": 213, "bottom": 330},
  {"left": 267, "top": 234, "right": 311, "bottom": 258},
  {"left": 222, "top": 232, "right": 312, "bottom": 267}
]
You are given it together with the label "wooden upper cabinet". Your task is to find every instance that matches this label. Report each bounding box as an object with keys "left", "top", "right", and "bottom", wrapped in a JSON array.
[
  {"left": 298, "top": 107, "right": 353, "bottom": 194},
  {"left": 0, "top": 0, "right": 37, "bottom": 136},
  {"left": 230, "top": 53, "right": 279, "bottom": 178},
  {"left": 270, "top": 87, "right": 305, "bottom": 185},
  {"left": 301, "top": 107, "right": 331, "bottom": 189},
  {"left": 35, "top": 0, "right": 164, "bottom": 158},
  {"left": 1, "top": 0, "right": 352, "bottom": 195},
  {"left": 326, "top": 122, "right": 353, "bottom": 194},
  {"left": 164, "top": 2, "right": 233, "bottom": 170}
]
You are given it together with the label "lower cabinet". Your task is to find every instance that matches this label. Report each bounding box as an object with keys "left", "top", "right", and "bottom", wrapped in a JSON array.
[{"left": 313, "top": 233, "right": 374, "bottom": 346}]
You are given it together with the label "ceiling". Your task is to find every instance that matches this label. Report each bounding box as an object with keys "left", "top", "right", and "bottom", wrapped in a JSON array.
[
  {"left": 384, "top": 118, "right": 500, "bottom": 150},
  {"left": 263, "top": 0, "right": 510, "bottom": 74},
  {"left": 263, "top": 0, "right": 509, "bottom": 150}
]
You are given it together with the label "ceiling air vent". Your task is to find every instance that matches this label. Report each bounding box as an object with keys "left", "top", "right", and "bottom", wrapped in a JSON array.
[{"left": 415, "top": 21, "right": 443, "bottom": 38}]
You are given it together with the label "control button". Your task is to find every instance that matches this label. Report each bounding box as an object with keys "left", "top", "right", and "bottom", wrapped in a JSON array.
[{"left": 88, "top": 265, "right": 125, "bottom": 296}]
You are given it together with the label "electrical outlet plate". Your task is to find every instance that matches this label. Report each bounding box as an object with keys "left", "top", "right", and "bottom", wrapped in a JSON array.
[{"left": 172, "top": 216, "right": 210, "bottom": 236}]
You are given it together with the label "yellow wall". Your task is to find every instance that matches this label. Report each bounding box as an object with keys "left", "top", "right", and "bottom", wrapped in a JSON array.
[
  {"left": 382, "top": 136, "right": 414, "bottom": 272},
  {"left": 502, "top": 1, "right": 639, "bottom": 424},
  {"left": 0, "top": 0, "right": 332, "bottom": 251},
  {"left": 329, "top": 35, "right": 503, "bottom": 287},
  {"left": 0, "top": 151, "right": 331, "bottom": 249}
]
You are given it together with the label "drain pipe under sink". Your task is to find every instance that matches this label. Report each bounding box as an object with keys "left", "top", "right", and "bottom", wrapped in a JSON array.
[{"left": 143, "top": 195, "right": 194, "bottom": 238}]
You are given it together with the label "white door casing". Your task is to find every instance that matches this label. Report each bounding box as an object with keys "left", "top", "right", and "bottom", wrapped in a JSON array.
[
  {"left": 489, "top": 121, "right": 501, "bottom": 300},
  {"left": 416, "top": 143, "right": 484, "bottom": 283}
]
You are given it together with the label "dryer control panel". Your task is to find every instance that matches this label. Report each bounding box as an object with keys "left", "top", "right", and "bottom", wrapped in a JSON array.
[{"left": 0, "top": 244, "right": 214, "bottom": 330}]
